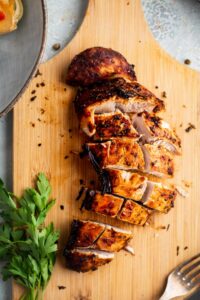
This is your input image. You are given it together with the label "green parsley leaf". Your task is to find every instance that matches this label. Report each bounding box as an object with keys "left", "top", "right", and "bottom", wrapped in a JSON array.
[{"left": 0, "top": 173, "right": 60, "bottom": 300}]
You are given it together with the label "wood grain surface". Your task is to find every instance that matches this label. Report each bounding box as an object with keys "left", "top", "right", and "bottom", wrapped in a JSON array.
[{"left": 13, "top": 0, "right": 200, "bottom": 299}]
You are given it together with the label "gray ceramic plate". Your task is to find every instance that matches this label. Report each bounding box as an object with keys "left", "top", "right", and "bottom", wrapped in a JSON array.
[
  {"left": 0, "top": 0, "right": 46, "bottom": 116},
  {"left": 141, "top": 0, "right": 200, "bottom": 72},
  {"left": 43, "top": 0, "right": 89, "bottom": 62}
]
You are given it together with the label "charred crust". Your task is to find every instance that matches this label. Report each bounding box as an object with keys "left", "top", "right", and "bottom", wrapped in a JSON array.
[
  {"left": 86, "top": 144, "right": 104, "bottom": 174},
  {"left": 64, "top": 249, "right": 112, "bottom": 273},
  {"left": 66, "top": 47, "right": 137, "bottom": 86},
  {"left": 81, "top": 190, "right": 96, "bottom": 211},
  {"left": 101, "top": 170, "right": 112, "bottom": 194},
  {"left": 66, "top": 220, "right": 82, "bottom": 249},
  {"left": 74, "top": 78, "right": 165, "bottom": 115}
]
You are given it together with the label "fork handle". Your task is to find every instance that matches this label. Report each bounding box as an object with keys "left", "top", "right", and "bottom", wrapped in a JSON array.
[{"left": 159, "top": 292, "right": 172, "bottom": 300}]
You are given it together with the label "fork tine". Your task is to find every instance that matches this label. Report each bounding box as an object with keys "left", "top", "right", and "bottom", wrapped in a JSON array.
[
  {"left": 187, "top": 269, "right": 200, "bottom": 282},
  {"left": 176, "top": 253, "right": 200, "bottom": 273},
  {"left": 191, "top": 276, "right": 200, "bottom": 288},
  {"left": 181, "top": 259, "right": 200, "bottom": 277}
]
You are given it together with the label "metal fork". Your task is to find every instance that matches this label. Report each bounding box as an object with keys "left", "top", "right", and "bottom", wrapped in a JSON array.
[{"left": 160, "top": 253, "right": 200, "bottom": 300}]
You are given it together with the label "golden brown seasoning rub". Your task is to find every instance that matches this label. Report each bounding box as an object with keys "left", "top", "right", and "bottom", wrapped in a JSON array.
[
  {"left": 94, "top": 111, "right": 139, "bottom": 140},
  {"left": 66, "top": 47, "right": 137, "bottom": 86},
  {"left": 64, "top": 248, "right": 114, "bottom": 272},
  {"left": 87, "top": 138, "right": 145, "bottom": 171},
  {"left": 64, "top": 219, "right": 133, "bottom": 272},
  {"left": 117, "top": 199, "right": 151, "bottom": 225},
  {"left": 74, "top": 78, "right": 165, "bottom": 136},
  {"left": 82, "top": 191, "right": 151, "bottom": 226},
  {"left": 94, "top": 226, "right": 133, "bottom": 252},
  {"left": 142, "top": 182, "right": 177, "bottom": 213},
  {"left": 87, "top": 139, "right": 175, "bottom": 177},
  {"left": 82, "top": 191, "right": 124, "bottom": 218},
  {"left": 67, "top": 220, "right": 104, "bottom": 248},
  {"left": 142, "top": 143, "right": 175, "bottom": 177},
  {"left": 104, "top": 169, "right": 147, "bottom": 200},
  {"left": 133, "top": 112, "right": 181, "bottom": 154}
]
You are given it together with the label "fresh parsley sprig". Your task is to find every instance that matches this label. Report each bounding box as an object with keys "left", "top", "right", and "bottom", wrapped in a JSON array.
[{"left": 0, "top": 173, "right": 60, "bottom": 300}]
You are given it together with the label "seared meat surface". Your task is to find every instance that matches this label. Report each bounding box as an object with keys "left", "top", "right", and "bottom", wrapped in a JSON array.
[
  {"left": 66, "top": 47, "right": 137, "bottom": 86},
  {"left": 64, "top": 47, "right": 182, "bottom": 273},
  {"left": 67, "top": 219, "right": 105, "bottom": 249},
  {"left": 87, "top": 138, "right": 175, "bottom": 177},
  {"left": 66, "top": 219, "right": 132, "bottom": 252},
  {"left": 103, "top": 169, "right": 147, "bottom": 200},
  {"left": 64, "top": 248, "right": 114, "bottom": 272},
  {"left": 87, "top": 138, "right": 145, "bottom": 171},
  {"left": 100, "top": 169, "right": 177, "bottom": 213},
  {"left": 94, "top": 111, "right": 139, "bottom": 140},
  {"left": 82, "top": 190, "right": 151, "bottom": 226},
  {"left": 142, "top": 143, "right": 174, "bottom": 177},
  {"left": 94, "top": 225, "right": 133, "bottom": 252},
  {"left": 64, "top": 219, "right": 133, "bottom": 272},
  {"left": 117, "top": 199, "right": 150, "bottom": 225},
  {"left": 133, "top": 112, "right": 181, "bottom": 154},
  {"left": 142, "top": 182, "right": 177, "bottom": 213},
  {"left": 82, "top": 190, "right": 124, "bottom": 218},
  {"left": 74, "top": 78, "right": 165, "bottom": 136}
]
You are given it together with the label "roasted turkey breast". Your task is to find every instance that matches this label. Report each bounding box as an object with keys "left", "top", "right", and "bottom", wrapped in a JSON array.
[
  {"left": 86, "top": 138, "right": 175, "bottom": 177},
  {"left": 133, "top": 112, "right": 181, "bottom": 154},
  {"left": 142, "top": 181, "right": 177, "bottom": 213},
  {"left": 82, "top": 190, "right": 151, "bottom": 226},
  {"left": 94, "top": 111, "right": 139, "bottom": 140},
  {"left": 103, "top": 169, "right": 147, "bottom": 200},
  {"left": 64, "top": 47, "right": 182, "bottom": 273},
  {"left": 66, "top": 47, "right": 137, "bottom": 86},
  {"left": 64, "top": 219, "right": 133, "bottom": 272},
  {"left": 66, "top": 219, "right": 132, "bottom": 252},
  {"left": 141, "top": 143, "right": 174, "bottom": 177},
  {"left": 64, "top": 248, "right": 114, "bottom": 272},
  {"left": 100, "top": 169, "right": 177, "bottom": 213},
  {"left": 86, "top": 138, "right": 145, "bottom": 172},
  {"left": 117, "top": 199, "right": 150, "bottom": 225},
  {"left": 74, "top": 78, "right": 165, "bottom": 136}
]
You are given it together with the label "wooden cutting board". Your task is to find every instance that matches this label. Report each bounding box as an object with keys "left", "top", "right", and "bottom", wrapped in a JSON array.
[{"left": 13, "top": 0, "right": 200, "bottom": 299}]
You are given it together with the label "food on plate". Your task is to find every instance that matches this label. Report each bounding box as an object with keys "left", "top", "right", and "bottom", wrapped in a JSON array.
[
  {"left": 82, "top": 190, "right": 151, "bottom": 226},
  {"left": 0, "top": 0, "right": 23, "bottom": 35},
  {"left": 0, "top": 173, "right": 59, "bottom": 300},
  {"left": 66, "top": 47, "right": 137, "bottom": 86},
  {"left": 64, "top": 219, "right": 133, "bottom": 272},
  {"left": 74, "top": 78, "right": 165, "bottom": 136}
]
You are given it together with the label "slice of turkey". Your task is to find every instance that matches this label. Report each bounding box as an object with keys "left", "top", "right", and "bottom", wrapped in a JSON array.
[
  {"left": 75, "top": 78, "right": 165, "bottom": 136},
  {"left": 132, "top": 112, "right": 181, "bottom": 154},
  {"left": 64, "top": 248, "right": 114, "bottom": 272},
  {"left": 87, "top": 138, "right": 175, "bottom": 177}
]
